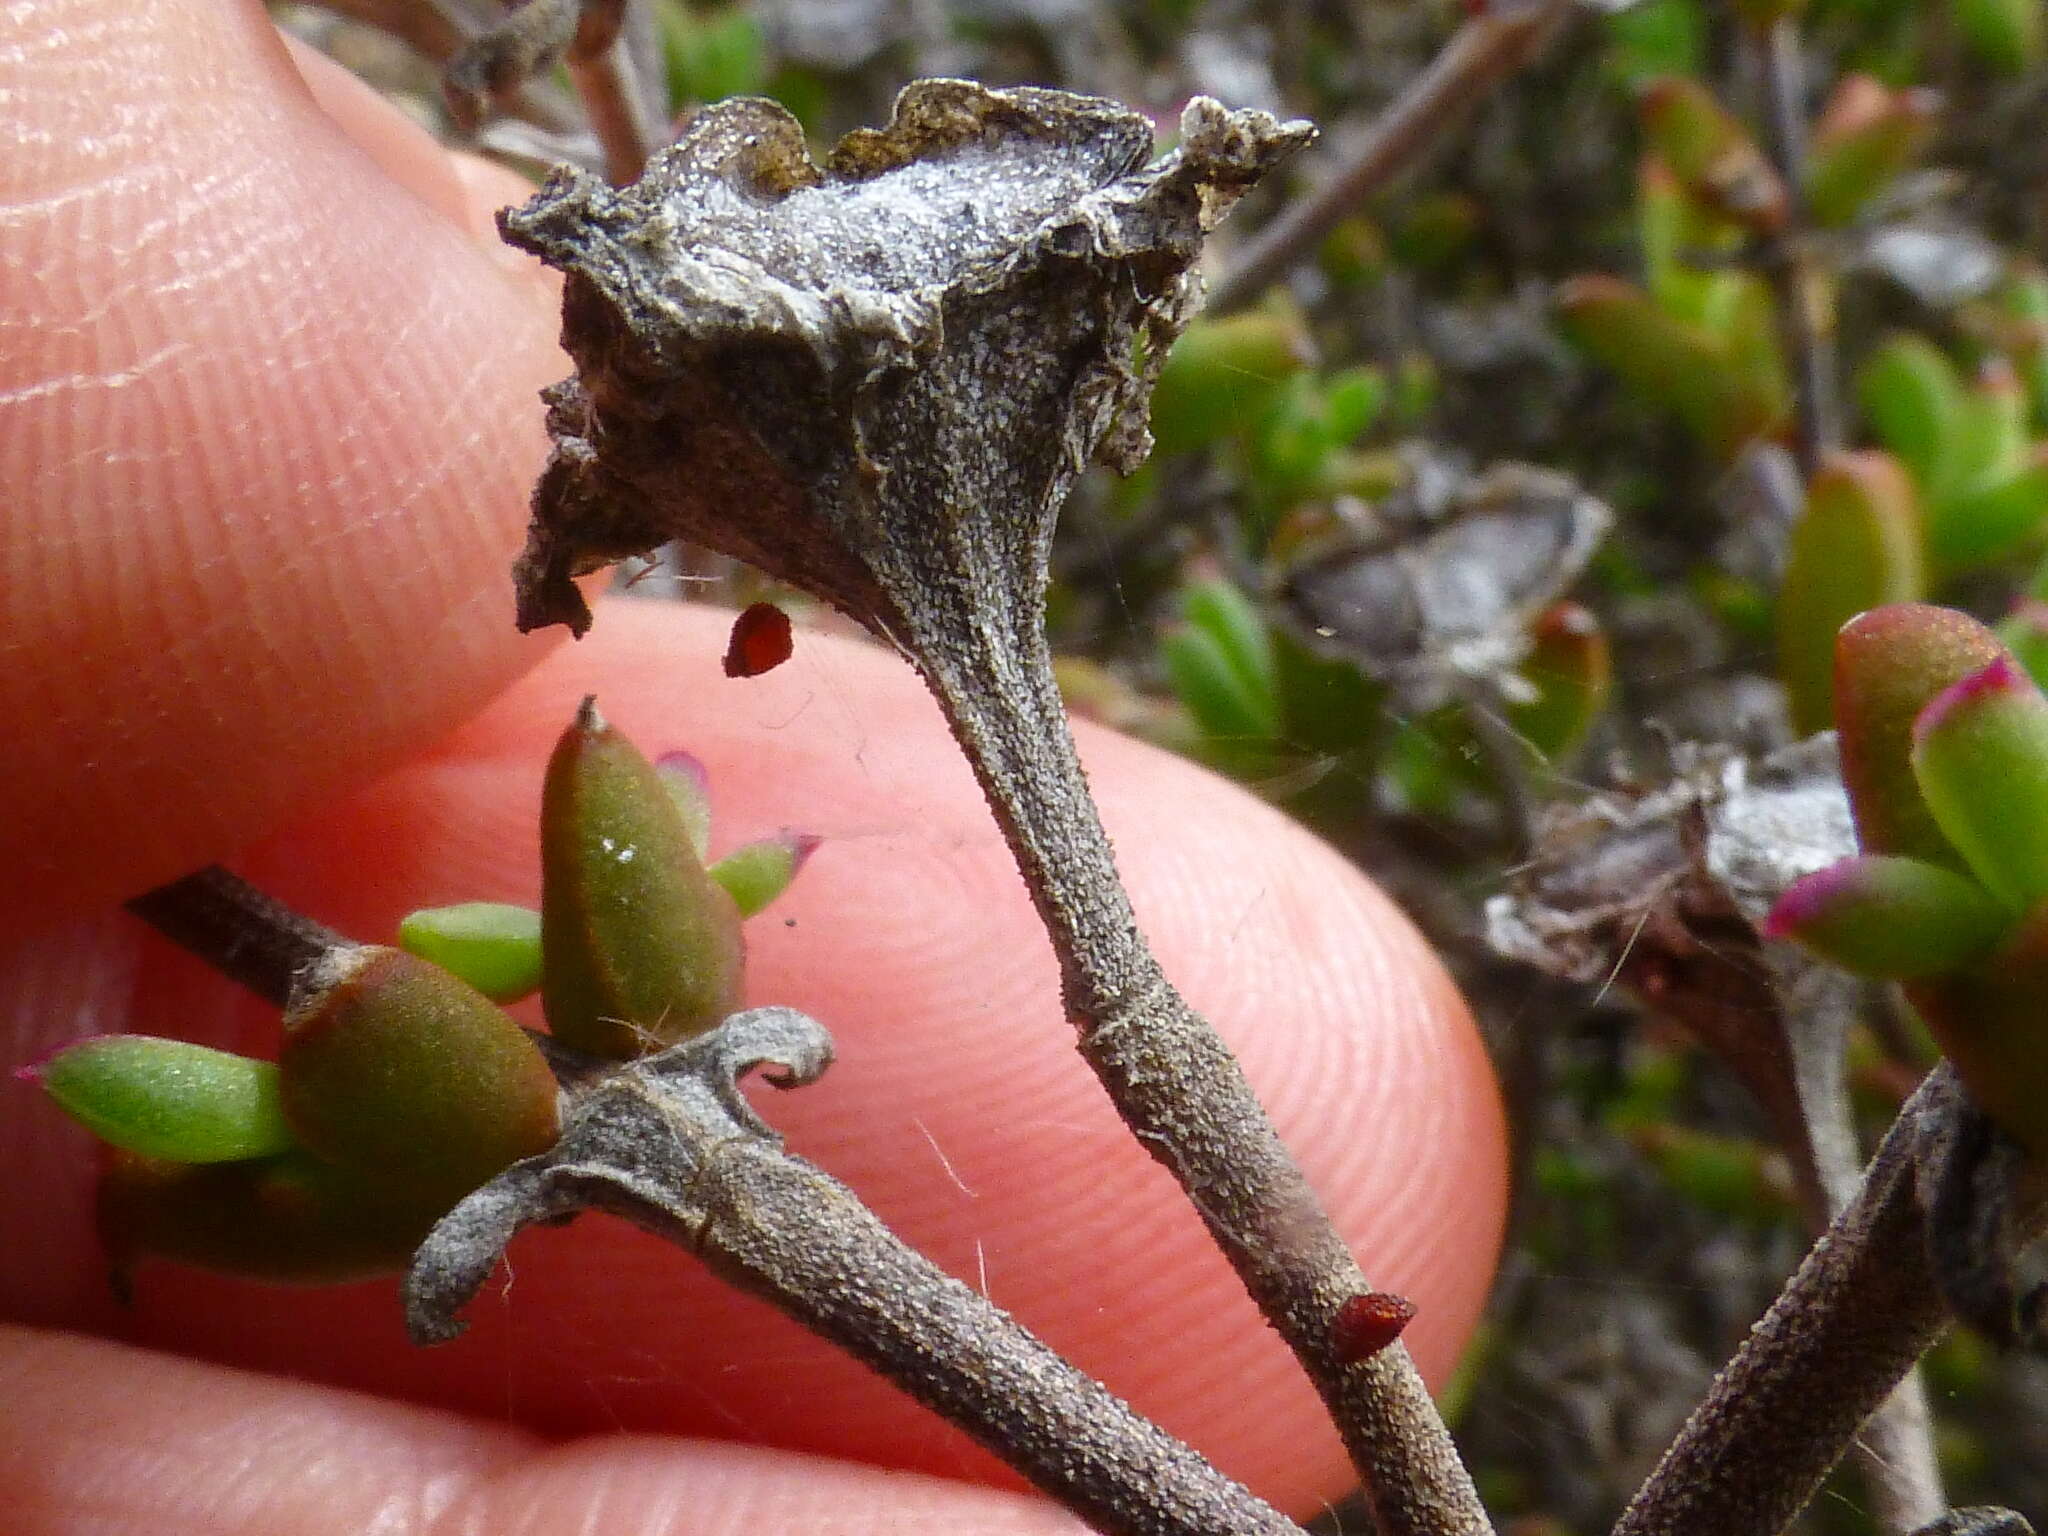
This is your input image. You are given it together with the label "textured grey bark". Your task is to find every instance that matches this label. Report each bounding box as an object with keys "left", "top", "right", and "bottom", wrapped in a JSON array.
[{"left": 1612, "top": 1065, "right": 2041, "bottom": 1536}]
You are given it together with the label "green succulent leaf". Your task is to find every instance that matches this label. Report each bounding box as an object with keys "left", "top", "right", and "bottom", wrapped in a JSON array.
[
  {"left": 1910, "top": 655, "right": 2048, "bottom": 911},
  {"left": 542, "top": 699, "right": 746, "bottom": 1057},
  {"left": 1147, "top": 309, "right": 1306, "bottom": 459},
  {"left": 1804, "top": 77, "right": 1935, "bottom": 228},
  {"left": 98, "top": 1149, "right": 440, "bottom": 1287},
  {"left": 708, "top": 833, "right": 819, "bottom": 917},
  {"left": 30, "top": 1036, "right": 294, "bottom": 1164},
  {"left": 1557, "top": 274, "right": 1783, "bottom": 458},
  {"left": 397, "top": 902, "right": 544, "bottom": 1003},
  {"left": 281, "top": 946, "right": 561, "bottom": 1207},
  {"left": 653, "top": 750, "right": 714, "bottom": 862},
  {"left": 1637, "top": 77, "right": 1786, "bottom": 233},
  {"left": 1163, "top": 621, "right": 1281, "bottom": 745},
  {"left": 1856, "top": 334, "right": 1965, "bottom": 497},
  {"left": 1906, "top": 902, "right": 2048, "bottom": 1159},
  {"left": 1997, "top": 599, "right": 2048, "bottom": 692},
  {"left": 1929, "top": 449, "right": 2048, "bottom": 572},
  {"left": 1833, "top": 604, "right": 2007, "bottom": 866},
  {"left": 1776, "top": 451, "right": 1925, "bottom": 735},
  {"left": 1762, "top": 853, "right": 2006, "bottom": 977}
]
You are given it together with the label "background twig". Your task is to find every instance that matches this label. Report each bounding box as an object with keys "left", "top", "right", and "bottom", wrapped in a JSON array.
[
  {"left": 1751, "top": 15, "right": 1839, "bottom": 480},
  {"left": 1206, "top": 0, "right": 1575, "bottom": 317}
]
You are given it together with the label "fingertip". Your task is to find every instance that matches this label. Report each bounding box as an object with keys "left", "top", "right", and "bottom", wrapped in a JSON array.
[
  {"left": 3, "top": 0, "right": 570, "bottom": 925},
  {"left": 278, "top": 32, "right": 473, "bottom": 229}
]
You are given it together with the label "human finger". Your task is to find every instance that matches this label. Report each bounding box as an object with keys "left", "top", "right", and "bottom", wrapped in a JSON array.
[{"left": 0, "top": 0, "right": 566, "bottom": 926}]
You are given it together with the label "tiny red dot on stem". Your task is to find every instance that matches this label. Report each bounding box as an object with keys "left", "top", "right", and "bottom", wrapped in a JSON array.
[{"left": 1332, "top": 1290, "right": 1418, "bottom": 1364}]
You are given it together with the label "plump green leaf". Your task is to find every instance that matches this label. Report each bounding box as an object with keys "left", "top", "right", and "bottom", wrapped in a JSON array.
[
  {"left": 542, "top": 699, "right": 745, "bottom": 1057},
  {"left": 397, "top": 902, "right": 543, "bottom": 1003},
  {"left": 1776, "top": 451, "right": 1925, "bottom": 735},
  {"left": 1833, "top": 604, "right": 2007, "bottom": 866},
  {"left": 281, "top": 946, "right": 560, "bottom": 1207},
  {"left": 1763, "top": 853, "right": 2006, "bottom": 977},
  {"left": 1911, "top": 656, "right": 2048, "bottom": 910},
  {"left": 31, "top": 1036, "right": 293, "bottom": 1163}
]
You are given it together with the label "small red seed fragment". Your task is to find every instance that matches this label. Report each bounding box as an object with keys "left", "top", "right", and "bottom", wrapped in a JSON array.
[
  {"left": 1333, "top": 1290, "right": 1418, "bottom": 1363},
  {"left": 724, "top": 602, "right": 794, "bottom": 678}
]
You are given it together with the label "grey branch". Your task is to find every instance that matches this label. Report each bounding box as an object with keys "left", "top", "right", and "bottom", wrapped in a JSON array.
[
  {"left": 125, "top": 864, "right": 348, "bottom": 1010},
  {"left": 406, "top": 1007, "right": 1307, "bottom": 1536},
  {"left": 1613, "top": 1065, "right": 2044, "bottom": 1536}
]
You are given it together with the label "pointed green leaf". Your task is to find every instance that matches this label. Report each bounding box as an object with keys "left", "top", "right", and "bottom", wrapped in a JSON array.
[
  {"left": 708, "top": 833, "right": 819, "bottom": 917},
  {"left": 1763, "top": 853, "right": 2006, "bottom": 977},
  {"left": 29, "top": 1036, "right": 293, "bottom": 1164}
]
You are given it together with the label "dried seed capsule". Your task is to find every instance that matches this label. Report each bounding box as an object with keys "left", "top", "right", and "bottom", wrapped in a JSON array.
[
  {"left": 280, "top": 945, "right": 560, "bottom": 1208},
  {"left": 541, "top": 698, "right": 746, "bottom": 1057}
]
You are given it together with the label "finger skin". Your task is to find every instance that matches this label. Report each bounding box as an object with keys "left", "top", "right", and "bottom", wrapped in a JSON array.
[
  {"left": 0, "top": 1327, "right": 1091, "bottom": 1536},
  {"left": 2, "top": 602, "right": 1508, "bottom": 1517},
  {"left": 0, "top": 0, "right": 566, "bottom": 926}
]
